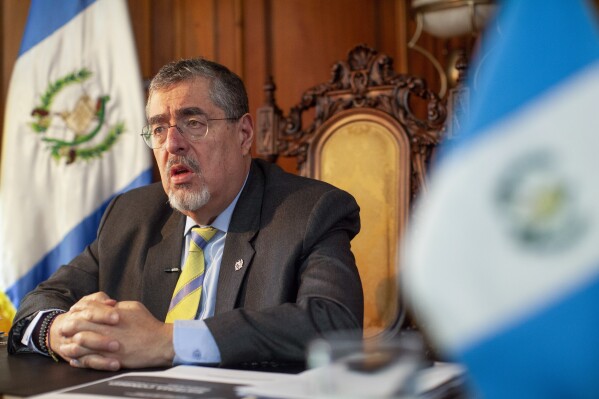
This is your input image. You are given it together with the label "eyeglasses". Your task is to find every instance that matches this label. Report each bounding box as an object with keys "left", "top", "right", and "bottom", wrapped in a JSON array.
[{"left": 141, "top": 114, "right": 241, "bottom": 149}]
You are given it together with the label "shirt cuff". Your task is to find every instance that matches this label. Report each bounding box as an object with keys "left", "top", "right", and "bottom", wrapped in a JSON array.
[
  {"left": 22, "top": 309, "right": 63, "bottom": 354},
  {"left": 173, "top": 319, "right": 221, "bottom": 365}
]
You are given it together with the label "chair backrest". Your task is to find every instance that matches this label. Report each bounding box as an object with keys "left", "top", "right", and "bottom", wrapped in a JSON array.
[{"left": 256, "top": 44, "right": 446, "bottom": 340}]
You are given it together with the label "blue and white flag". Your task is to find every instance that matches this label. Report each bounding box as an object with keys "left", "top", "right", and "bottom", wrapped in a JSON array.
[
  {"left": 403, "top": 1, "right": 599, "bottom": 398},
  {"left": 0, "top": 0, "right": 153, "bottom": 321}
]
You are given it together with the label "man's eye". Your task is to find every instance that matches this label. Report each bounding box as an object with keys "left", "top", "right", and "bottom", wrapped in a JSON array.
[
  {"left": 153, "top": 125, "right": 166, "bottom": 135},
  {"left": 186, "top": 119, "right": 205, "bottom": 129}
]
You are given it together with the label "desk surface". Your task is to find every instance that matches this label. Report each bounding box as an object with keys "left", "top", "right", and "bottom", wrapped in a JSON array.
[
  {"left": 0, "top": 345, "right": 464, "bottom": 399},
  {"left": 0, "top": 345, "right": 304, "bottom": 398},
  {"left": 0, "top": 345, "right": 153, "bottom": 398}
]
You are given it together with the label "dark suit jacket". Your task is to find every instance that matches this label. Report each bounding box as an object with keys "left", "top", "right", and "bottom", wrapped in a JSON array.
[{"left": 9, "top": 159, "right": 363, "bottom": 366}]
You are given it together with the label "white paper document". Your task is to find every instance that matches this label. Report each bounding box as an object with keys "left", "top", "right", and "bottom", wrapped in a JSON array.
[
  {"left": 31, "top": 362, "right": 464, "bottom": 399},
  {"left": 238, "top": 361, "right": 465, "bottom": 399},
  {"left": 31, "top": 365, "right": 295, "bottom": 399}
]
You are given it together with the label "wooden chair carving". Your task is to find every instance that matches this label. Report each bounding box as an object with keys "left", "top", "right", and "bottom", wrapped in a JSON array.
[{"left": 256, "top": 44, "right": 446, "bottom": 340}]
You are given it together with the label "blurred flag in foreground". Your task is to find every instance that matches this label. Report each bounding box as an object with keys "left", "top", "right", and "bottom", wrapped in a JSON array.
[
  {"left": 403, "top": 1, "right": 599, "bottom": 398},
  {"left": 0, "top": 0, "right": 152, "bottom": 324}
]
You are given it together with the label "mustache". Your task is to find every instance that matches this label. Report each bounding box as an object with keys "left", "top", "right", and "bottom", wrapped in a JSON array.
[{"left": 166, "top": 155, "right": 201, "bottom": 175}]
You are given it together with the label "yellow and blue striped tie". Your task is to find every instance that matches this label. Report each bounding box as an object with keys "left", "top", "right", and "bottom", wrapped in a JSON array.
[{"left": 165, "top": 226, "right": 217, "bottom": 323}]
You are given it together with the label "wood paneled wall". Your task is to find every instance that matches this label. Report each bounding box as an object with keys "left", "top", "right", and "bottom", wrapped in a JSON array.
[{"left": 0, "top": 0, "right": 460, "bottom": 174}]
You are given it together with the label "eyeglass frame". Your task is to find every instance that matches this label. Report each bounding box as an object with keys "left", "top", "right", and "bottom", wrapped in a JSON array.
[{"left": 140, "top": 114, "right": 244, "bottom": 149}]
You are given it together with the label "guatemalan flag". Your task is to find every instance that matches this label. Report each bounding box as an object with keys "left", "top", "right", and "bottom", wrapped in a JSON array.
[
  {"left": 403, "top": 1, "right": 599, "bottom": 398},
  {"left": 0, "top": 0, "right": 153, "bottom": 330}
]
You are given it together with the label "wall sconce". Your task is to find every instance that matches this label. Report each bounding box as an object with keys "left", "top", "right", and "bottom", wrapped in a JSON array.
[{"left": 409, "top": 0, "right": 496, "bottom": 138}]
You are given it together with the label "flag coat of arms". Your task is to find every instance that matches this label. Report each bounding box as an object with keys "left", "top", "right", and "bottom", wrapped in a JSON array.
[
  {"left": 0, "top": 0, "right": 153, "bottom": 326},
  {"left": 403, "top": 0, "right": 599, "bottom": 398}
]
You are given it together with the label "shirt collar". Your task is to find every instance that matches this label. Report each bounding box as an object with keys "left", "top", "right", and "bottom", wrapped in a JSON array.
[{"left": 184, "top": 172, "right": 249, "bottom": 235}]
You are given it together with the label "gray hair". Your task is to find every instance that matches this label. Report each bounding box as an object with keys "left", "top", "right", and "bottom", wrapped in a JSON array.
[{"left": 147, "top": 58, "right": 248, "bottom": 119}]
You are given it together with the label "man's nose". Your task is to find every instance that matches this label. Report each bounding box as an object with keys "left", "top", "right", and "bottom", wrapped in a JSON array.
[{"left": 164, "top": 125, "right": 188, "bottom": 154}]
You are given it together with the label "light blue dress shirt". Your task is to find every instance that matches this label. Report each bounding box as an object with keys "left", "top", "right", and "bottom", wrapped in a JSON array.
[{"left": 172, "top": 179, "right": 246, "bottom": 365}]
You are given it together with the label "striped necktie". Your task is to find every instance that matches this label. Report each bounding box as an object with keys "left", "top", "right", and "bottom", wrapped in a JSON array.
[{"left": 165, "top": 226, "right": 217, "bottom": 323}]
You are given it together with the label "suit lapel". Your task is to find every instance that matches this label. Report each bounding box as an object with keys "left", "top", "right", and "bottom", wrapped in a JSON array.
[
  {"left": 215, "top": 162, "right": 263, "bottom": 313},
  {"left": 142, "top": 209, "right": 186, "bottom": 320}
]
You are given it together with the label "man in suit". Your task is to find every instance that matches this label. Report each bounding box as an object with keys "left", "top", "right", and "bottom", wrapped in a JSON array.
[{"left": 8, "top": 58, "right": 363, "bottom": 371}]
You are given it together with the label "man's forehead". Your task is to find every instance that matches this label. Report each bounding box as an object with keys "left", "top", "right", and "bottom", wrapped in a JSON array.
[
  {"left": 150, "top": 78, "right": 210, "bottom": 104},
  {"left": 147, "top": 107, "right": 208, "bottom": 123},
  {"left": 147, "top": 78, "right": 217, "bottom": 118},
  {"left": 148, "top": 90, "right": 212, "bottom": 117}
]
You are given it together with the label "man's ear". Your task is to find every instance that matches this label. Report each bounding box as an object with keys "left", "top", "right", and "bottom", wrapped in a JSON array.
[{"left": 238, "top": 113, "right": 254, "bottom": 155}]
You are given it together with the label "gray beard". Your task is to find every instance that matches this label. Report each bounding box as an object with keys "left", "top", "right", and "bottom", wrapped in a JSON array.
[
  {"left": 165, "top": 155, "right": 210, "bottom": 212},
  {"left": 168, "top": 184, "right": 211, "bottom": 212}
]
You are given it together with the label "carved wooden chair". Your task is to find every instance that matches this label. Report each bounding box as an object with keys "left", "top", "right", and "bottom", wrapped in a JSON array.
[{"left": 256, "top": 44, "right": 446, "bottom": 340}]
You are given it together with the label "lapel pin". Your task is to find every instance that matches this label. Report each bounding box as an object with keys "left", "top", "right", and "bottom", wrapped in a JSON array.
[{"left": 234, "top": 259, "right": 244, "bottom": 271}]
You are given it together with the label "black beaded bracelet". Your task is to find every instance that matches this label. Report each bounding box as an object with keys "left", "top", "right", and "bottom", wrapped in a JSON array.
[
  {"left": 37, "top": 310, "right": 63, "bottom": 361},
  {"left": 46, "top": 314, "right": 61, "bottom": 362}
]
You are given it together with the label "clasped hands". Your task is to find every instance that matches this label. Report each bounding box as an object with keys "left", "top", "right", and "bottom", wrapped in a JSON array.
[{"left": 48, "top": 292, "right": 174, "bottom": 371}]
